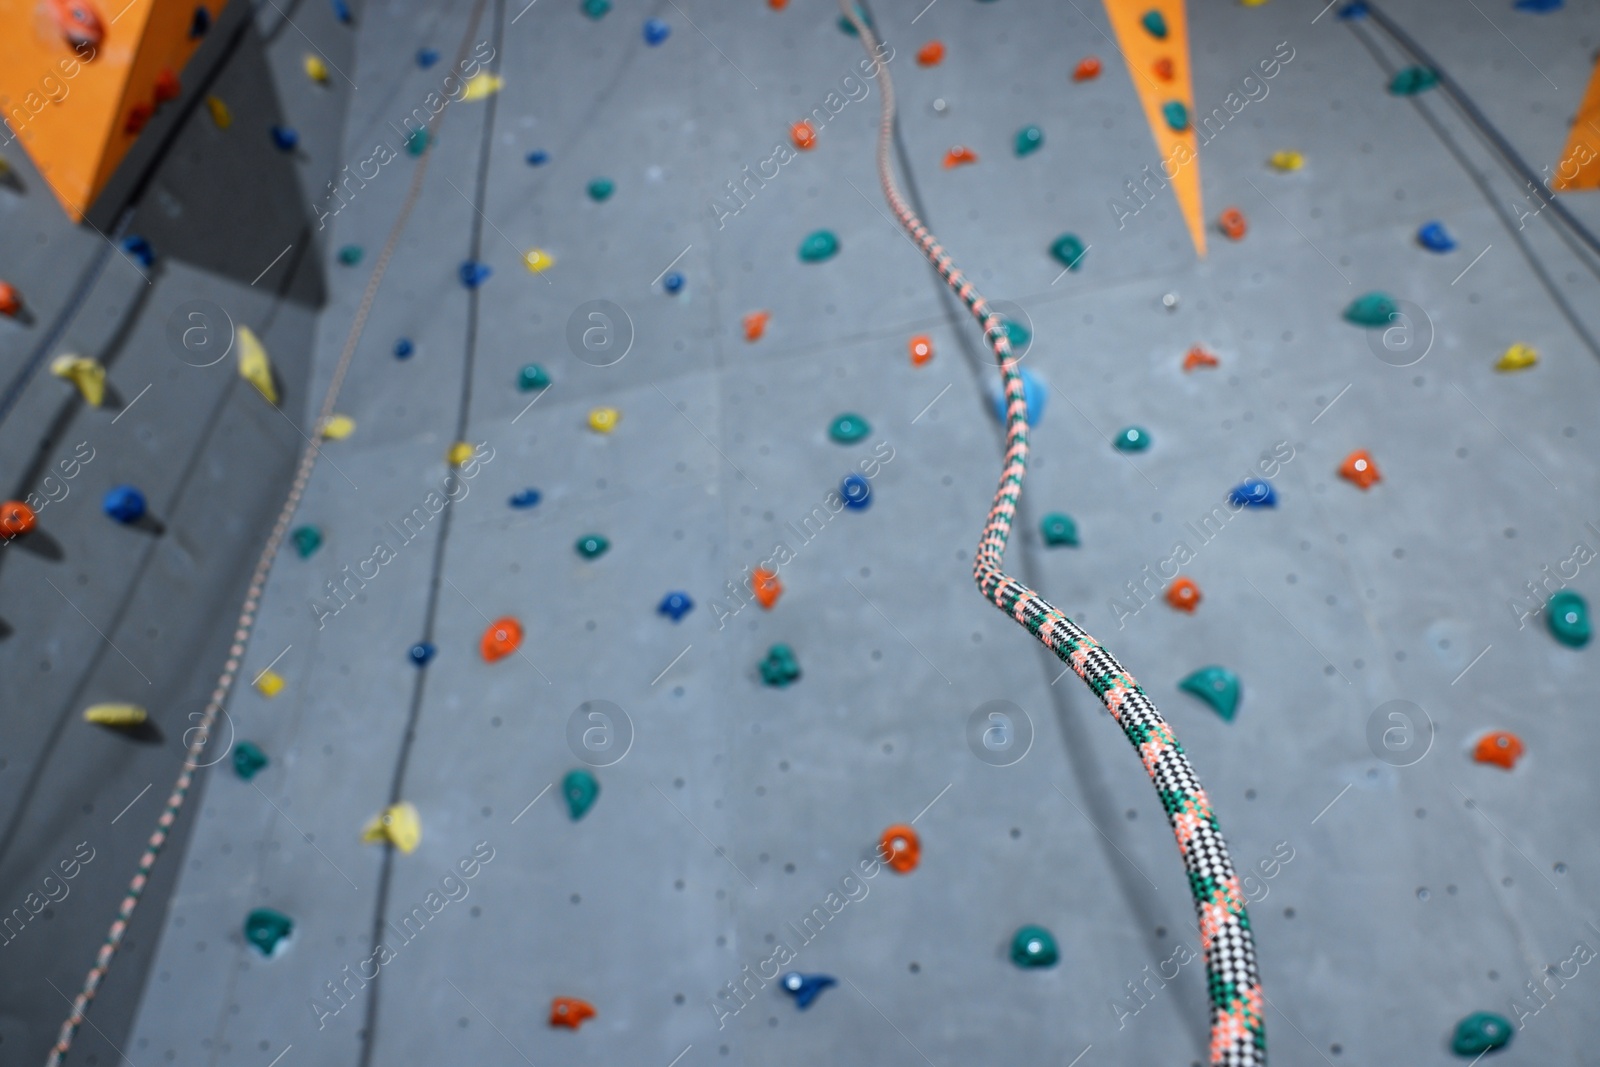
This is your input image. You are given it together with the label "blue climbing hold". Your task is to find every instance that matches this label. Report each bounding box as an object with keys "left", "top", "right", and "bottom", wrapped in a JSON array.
[
  {"left": 510, "top": 488, "right": 541, "bottom": 509},
  {"left": 121, "top": 235, "right": 155, "bottom": 268},
  {"left": 1229, "top": 478, "right": 1277, "bottom": 508},
  {"left": 409, "top": 642, "right": 436, "bottom": 666},
  {"left": 1179, "top": 666, "right": 1241, "bottom": 721},
  {"left": 188, "top": 5, "right": 210, "bottom": 37},
  {"left": 103, "top": 485, "right": 147, "bottom": 524},
  {"left": 781, "top": 972, "right": 837, "bottom": 1009},
  {"left": 270, "top": 126, "right": 299, "bottom": 151},
  {"left": 663, "top": 271, "right": 685, "bottom": 294},
  {"left": 1514, "top": 0, "right": 1562, "bottom": 10},
  {"left": 841, "top": 473, "right": 872, "bottom": 510},
  {"left": 1113, "top": 426, "right": 1151, "bottom": 453},
  {"left": 658, "top": 591, "right": 694, "bottom": 622},
  {"left": 526, "top": 149, "right": 549, "bottom": 165},
  {"left": 990, "top": 367, "right": 1047, "bottom": 425},
  {"left": 416, "top": 47, "right": 439, "bottom": 68},
  {"left": 330, "top": 0, "right": 351, "bottom": 22},
  {"left": 643, "top": 18, "right": 670, "bottom": 45},
  {"left": 1417, "top": 221, "right": 1456, "bottom": 252},
  {"left": 459, "top": 261, "right": 491, "bottom": 288},
  {"left": 394, "top": 338, "right": 414, "bottom": 359},
  {"left": 1337, "top": 1, "right": 1368, "bottom": 17}
]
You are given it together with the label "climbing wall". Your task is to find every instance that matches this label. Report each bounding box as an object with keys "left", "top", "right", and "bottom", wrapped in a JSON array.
[{"left": 5, "top": 0, "right": 1600, "bottom": 1066}]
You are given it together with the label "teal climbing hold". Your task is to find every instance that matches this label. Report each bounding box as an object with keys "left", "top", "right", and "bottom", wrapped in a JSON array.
[
  {"left": 405, "top": 128, "right": 428, "bottom": 156},
  {"left": 291, "top": 526, "right": 322, "bottom": 559},
  {"left": 1040, "top": 512, "right": 1078, "bottom": 547},
  {"left": 760, "top": 644, "right": 801, "bottom": 687},
  {"left": 337, "top": 245, "right": 363, "bottom": 265},
  {"left": 244, "top": 908, "right": 293, "bottom": 956},
  {"left": 1010, "top": 925, "right": 1059, "bottom": 968},
  {"left": 1390, "top": 66, "right": 1439, "bottom": 95},
  {"left": 587, "top": 177, "right": 614, "bottom": 201},
  {"left": 1180, "top": 666, "right": 1241, "bottom": 721},
  {"left": 1050, "top": 233, "right": 1086, "bottom": 270},
  {"left": 828, "top": 413, "right": 871, "bottom": 444},
  {"left": 1547, "top": 590, "right": 1590, "bottom": 647},
  {"left": 837, "top": 4, "right": 870, "bottom": 34},
  {"left": 799, "top": 230, "right": 840, "bottom": 262},
  {"left": 576, "top": 534, "right": 610, "bottom": 560},
  {"left": 233, "top": 741, "right": 269, "bottom": 780},
  {"left": 1114, "top": 426, "right": 1151, "bottom": 452},
  {"left": 1450, "top": 1012, "right": 1513, "bottom": 1056},
  {"left": 1002, "top": 318, "right": 1031, "bottom": 351},
  {"left": 1343, "top": 291, "right": 1398, "bottom": 327},
  {"left": 581, "top": 0, "right": 610, "bottom": 17},
  {"left": 1162, "top": 101, "right": 1190, "bottom": 132},
  {"left": 562, "top": 768, "right": 600, "bottom": 820},
  {"left": 1015, "top": 125, "right": 1043, "bottom": 156},
  {"left": 518, "top": 363, "right": 551, "bottom": 391},
  {"left": 1140, "top": 9, "right": 1168, "bottom": 38}
]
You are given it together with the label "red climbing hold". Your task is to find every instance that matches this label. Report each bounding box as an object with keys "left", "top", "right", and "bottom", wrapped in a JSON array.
[
  {"left": 480, "top": 617, "right": 523, "bottom": 662},
  {"left": 917, "top": 41, "right": 945, "bottom": 66},
  {"left": 125, "top": 102, "right": 153, "bottom": 135},
  {"left": 1165, "top": 577, "right": 1202, "bottom": 613},
  {"left": 1182, "top": 345, "right": 1218, "bottom": 371},
  {"left": 1153, "top": 57, "right": 1175, "bottom": 82},
  {"left": 791, "top": 120, "right": 816, "bottom": 151},
  {"left": 908, "top": 334, "right": 933, "bottom": 366},
  {"left": 0, "top": 282, "right": 20, "bottom": 317},
  {"left": 769, "top": 0, "right": 787, "bottom": 7},
  {"left": 743, "top": 310, "right": 770, "bottom": 342},
  {"left": 1472, "top": 731, "right": 1523, "bottom": 770},
  {"left": 153, "top": 68, "right": 181, "bottom": 104},
  {"left": 0, "top": 501, "right": 37, "bottom": 539},
  {"left": 943, "top": 146, "right": 978, "bottom": 168},
  {"left": 879, "top": 824, "right": 920, "bottom": 874},
  {"left": 1219, "top": 207, "right": 1248, "bottom": 241},
  {"left": 549, "top": 997, "right": 596, "bottom": 1029},
  {"left": 1073, "top": 56, "right": 1102, "bottom": 81},
  {"left": 1339, "top": 450, "right": 1380, "bottom": 489},
  {"left": 753, "top": 567, "right": 783, "bottom": 610}
]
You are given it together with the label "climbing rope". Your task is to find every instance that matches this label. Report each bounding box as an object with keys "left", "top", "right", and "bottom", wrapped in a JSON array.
[
  {"left": 43, "top": 2, "right": 488, "bottom": 1061},
  {"left": 836, "top": 4, "right": 1266, "bottom": 1063}
]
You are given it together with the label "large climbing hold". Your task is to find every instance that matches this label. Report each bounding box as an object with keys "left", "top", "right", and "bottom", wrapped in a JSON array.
[
  {"left": 1390, "top": 66, "right": 1439, "bottom": 95},
  {"left": 1472, "top": 732, "right": 1524, "bottom": 770},
  {"left": 760, "top": 644, "right": 801, "bottom": 687},
  {"left": 1040, "top": 512, "right": 1078, "bottom": 547},
  {"left": 549, "top": 997, "right": 596, "bottom": 1029},
  {"left": 1050, "top": 233, "right": 1087, "bottom": 270},
  {"left": 1179, "top": 665, "right": 1241, "bottom": 721},
  {"left": 1495, "top": 343, "right": 1538, "bottom": 372},
  {"left": 50, "top": 355, "right": 106, "bottom": 406},
  {"left": 83, "top": 703, "right": 148, "bottom": 726},
  {"left": 103, "top": 485, "right": 147, "bottom": 524},
  {"left": 1229, "top": 477, "right": 1277, "bottom": 507},
  {"left": 799, "top": 230, "right": 840, "bottom": 262},
  {"left": 1339, "top": 450, "right": 1381, "bottom": 489},
  {"left": 244, "top": 908, "right": 293, "bottom": 956},
  {"left": 362, "top": 801, "right": 422, "bottom": 853},
  {"left": 1451, "top": 1012, "right": 1513, "bottom": 1056},
  {"left": 1547, "top": 590, "right": 1590, "bottom": 647},
  {"left": 879, "top": 824, "right": 920, "bottom": 873},
  {"left": 1343, "top": 291, "right": 1398, "bottom": 328},
  {"left": 781, "top": 972, "right": 836, "bottom": 1009},
  {"left": 237, "top": 326, "right": 279, "bottom": 404},
  {"left": 1010, "top": 925, "right": 1059, "bottom": 968},
  {"left": 481, "top": 617, "right": 524, "bottom": 661},
  {"left": 563, "top": 768, "right": 601, "bottom": 820},
  {"left": 1165, "top": 576, "right": 1201, "bottom": 612},
  {"left": 233, "top": 741, "right": 269, "bottom": 781}
]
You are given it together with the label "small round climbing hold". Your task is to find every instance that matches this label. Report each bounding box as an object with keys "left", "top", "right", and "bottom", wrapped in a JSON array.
[
  {"left": 1050, "top": 233, "right": 1087, "bottom": 270},
  {"left": 828, "top": 413, "right": 871, "bottom": 444},
  {"left": 563, "top": 768, "right": 601, "bottom": 819},
  {"left": 480, "top": 617, "right": 523, "bottom": 662},
  {"left": 394, "top": 338, "right": 414, "bottom": 359},
  {"left": 1179, "top": 665, "right": 1241, "bottom": 720},
  {"left": 799, "top": 230, "right": 839, "bottom": 262},
  {"left": 791, "top": 120, "right": 816, "bottom": 150},
  {"left": 587, "top": 177, "right": 614, "bottom": 201},
  {"left": 0, "top": 282, "right": 21, "bottom": 317},
  {"left": 408, "top": 642, "right": 436, "bottom": 666},
  {"left": 841, "top": 473, "right": 871, "bottom": 510},
  {"left": 1140, "top": 8, "right": 1168, "bottom": 37},
  {"left": 1451, "top": 1012, "right": 1513, "bottom": 1056},
  {"left": 1339, "top": 450, "right": 1380, "bottom": 489},
  {"left": 588, "top": 407, "right": 620, "bottom": 433},
  {"left": 908, "top": 334, "right": 933, "bottom": 366},
  {"left": 103, "top": 485, "right": 147, "bottom": 524},
  {"left": 1495, "top": 343, "right": 1538, "bottom": 372},
  {"left": 447, "top": 441, "right": 475, "bottom": 467},
  {"left": 244, "top": 908, "right": 293, "bottom": 956},
  {"left": 1344, "top": 291, "right": 1398, "bottom": 327},
  {"left": 1113, "top": 426, "right": 1151, "bottom": 452},
  {"left": 509, "top": 488, "right": 541, "bottom": 509},
  {"left": 581, "top": 0, "right": 610, "bottom": 18},
  {"left": 760, "top": 644, "right": 801, "bottom": 687},
  {"left": 1183, "top": 344, "right": 1219, "bottom": 370},
  {"left": 916, "top": 40, "right": 944, "bottom": 66},
  {"left": 1165, "top": 576, "right": 1201, "bottom": 612},
  {"left": 642, "top": 17, "right": 670, "bottom": 44},
  {"left": 1040, "top": 512, "right": 1078, "bottom": 547},
  {"left": 1390, "top": 66, "right": 1439, "bottom": 95},
  {"left": 1218, "top": 206, "right": 1247, "bottom": 240},
  {"left": 943, "top": 145, "right": 978, "bottom": 168},
  {"left": 416, "top": 47, "right": 440, "bottom": 67},
  {"left": 662, "top": 271, "right": 685, "bottom": 294},
  {"left": 291, "top": 525, "right": 323, "bottom": 558},
  {"left": 1014, "top": 124, "right": 1043, "bottom": 156},
  {"left": 233, "top": 740, "right": 269, "bottom": 781},
  {"left": 1010, "top": 925, "right": 1059, "bottom": 968},
  {"left": 1162, "top": 100, "right": 1190, "bottom": 131},
  {"left": 743, "top": 310, "right": 770, "bottom": 341},
  {"left": 1269, "top": 149, "right": 1305, "bottom": 171},
  {"left": 1547, "top": 590, "right": 1590, "bottom": 647},
  {"left": 518, "top": 363, "right": 551, "bottom": 391},
  {"left": 270, "top": 125, "right": 299, "bottom": 151},
  {"left": 782, "top": 972, "right": 837, "bottom": 1009},
  {"left": 658, "top": 591, "right": 694, "bottom": 622},
  {"left": 526, "top": 148, "right": 550, "bottom": 165},
  {"left": 1073, "top": 56, "right": 1102, "bottom": 81},
  {"left": 576, "top": 534, "right": 610, "bottom": 560},
  {"left": 879, "top": 824, "right": 920, "bottom": 873},
  {"left": 752, "top": 567, "right": 783, "bottom": 609},
  {"left": 1, "top": 500, "right": 37, "bottom": 539},
  {"left": 1229, "top": 477, "right": 1277, "bottom": 507},
  {"left": 1472, "top": 731, "right": 1524, "bottom": 770},
  {"left": 459, "top": 260, "right": 491, "bottom": 288},
  {"left": 1417, "top": 220, "right": 1456, "bottom": 252},
  {"left": 931, "top": 97, "right": 949, "bottom": 116},
  {"left": 550, "top": 997, "right": 597, "bottom": 1029},
  {"left": 522, "top": 247, "right": 555, "bottom": 273}
]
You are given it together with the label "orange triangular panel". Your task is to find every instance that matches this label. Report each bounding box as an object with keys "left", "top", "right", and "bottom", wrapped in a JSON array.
[{"left": 1551, "top": 53, "right": 1600, "bottom": 192}]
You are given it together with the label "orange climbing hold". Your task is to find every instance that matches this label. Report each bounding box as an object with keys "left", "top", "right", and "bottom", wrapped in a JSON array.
[
  {"left": 1073, "top": 56, "right": 1102, "bottom": 81},
  {"left": 0, "top": 282, "right": 20, "bottom": 317},
  {"left": 743, "top": 310, "right": 770, "bottom": 342},
  {"left": 1473, "top": 731, "right": 1523, "bottom": 770},
  {"left": 549, "top": 997, "right": 596, "bottom": 1029},
  {"left": 1339, "top": 450, "right": 1381, "bottom": 490},
  {"left": 879, "top": 824, "right": 920, "bottom": 874},
  {"left": 0, "top": 501, "right": 37, "bottom": 539},
  {"left": 480, "top": 617, "right": 523, "bottom": 662},
  {"left": 908, "top": 334, "right": 934, "bottom": 366},
  {"left": 1182, "top": 345, "right": 1218, "bottom": 371},
  {"left": 1219, "top": 207, "right": 1248, "bottom": 240},
  {"left": 917, "top": 41, "right": 945, "bottom": 66},
  {"left": 769, "top": 0, "right": 787, "bottom": 7},
  {"left": 791, "top": 120, "right": 816, "bottom": 151},
  {"left": 1153, "top": 56, "right": 1175, "bottom": 82},
  {"left": 753, "top": 567, "right": 783, "bottom": 609},
  {"left": 943, "top": 145, "right": 978, "bottom": 168},
  {"left": 1165, "top": 576, "right": 1202, "bottom": 613}
]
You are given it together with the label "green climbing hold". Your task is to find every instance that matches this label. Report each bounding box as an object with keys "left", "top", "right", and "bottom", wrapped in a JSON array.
[
  {"left": 1050, "top": 233, "right": 1086, "bottom": 271},
  {"left": 799, "top": 230, "right": 840, "bottom": 262},
  {"left": 828, "top": 413, "right": 871, "bottom": 444},
  {"left": 1547, "top": 590, "right": 1590, "bottom": 647},
  {"left": 1010, "top": 924, "right": 1059, "bottom": 968},
  {"left": 233, "top": 740, "right": 269, "bottom": 781},
  {"left": 587, "top": 177, "right": 614, "bottom": 201},
  {"left": 760, "top": 644, "right": 801, "bottom": 687},
  {"left": 1390, "top": 66, "right": 1439, "bottom": 95},
  {"left": 1450, "top": 1011, "right": 1513, "bottom": 1057},
  {"left": 576, "top": 534, "right": 610, "bottom": 560},
  {"left": 1162, "top": 101, "right": 1190, "bottom": 132},
  {"left": 1015, "top": 125, "right": 1043, "bottom": 156},
  {"left": 562, "top": 768, "right": 600, "bottom": 820},
  {"left": 405, "top": 128, "right": 428, "bottom": 156},
  {"left": 337, "top": 245, "right": 363, "bottom": 266},
  {"left": 581, "top": 0, "right": 610, "bottom": 17},
  {"left": 291, "top": 526, "right": 322, "bottom": 559},
  {"left": 1343, "top": 291, "right": 1398, "bottom": 327},
  {"left": 1179, "top": 666, "right": 1241, "bottom": 721},
  {"left": 1040, "top": 512, "right": 1078, "bottom": 547},
  {"left": 244, "top": 907, "right": 293, "bottom": 956},
  {"left": 518, "top": 363, "right": 551, "bottom": 391},
  {"left": 1113, "top": 426, "right": 1151, "bottom": 452},
  {"left": 1003, "top": 319, "right": 1031, "bottom": 350},
  {"left": 1140, "top": 9, "right": 1168, "bottom": 38}
]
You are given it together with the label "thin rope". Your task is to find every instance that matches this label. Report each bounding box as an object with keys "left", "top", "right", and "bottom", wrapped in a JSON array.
[{"left": 836, "top": 4, "right": 1266, "bottom": 1063}]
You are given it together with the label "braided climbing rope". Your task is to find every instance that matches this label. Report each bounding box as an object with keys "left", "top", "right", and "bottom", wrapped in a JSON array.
[
  {"left": 835, "top": 5, "right": 1265, "bottom": 1063},
  {"left": 43, "top": 4, "right": 489, "bottom": 1062}
]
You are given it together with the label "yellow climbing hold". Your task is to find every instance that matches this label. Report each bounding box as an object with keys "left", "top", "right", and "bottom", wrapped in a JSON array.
[
  {"left": 523, "top": 248, "right": 555, "bottom": 273},
  {"left": 461, "top": 73, "right": 503, "bottom": 101},
  {"left": 254, "top": 669, "right": 286, "bottom": 697},
  {"left": 304, "top": 54, "right": 329, "bottom": 83},
  {"left": 237, "top": 326, "right": 278, "bottom": 405},
  {"left": 84, "top": 703, "right": 147, "bottom": 725},
  {"left": 206, "top": 95, "right": 232, "bottom": 129},
  {"left": 1496, "top": 343, "right": 1538, "bottom": 371},
  {"left": 49, "top": 355, "right": 106, "bottom": 406},
  {"left": 362, "top": 801, "right": 421, "bottom": 853},
  {"left": 1241, "top": 0, "right": 1270, "bottom": 6},
  {"left": 1268, "top": 150, "right": 1304, "bottom": 171},
  {"left": 588, "top": 407, "right": 620, "bottom": 433},
  {"left": 447, "top": 441, "right": 475, "bottom": 467},
  {"left": 320, "top": 414, "right": 356, "bottom": 440}
]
